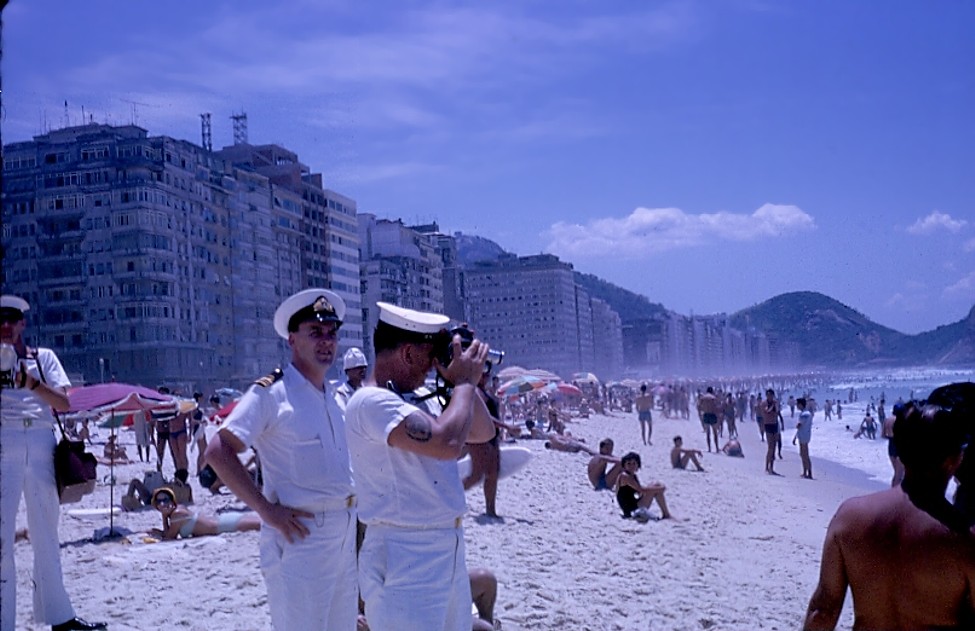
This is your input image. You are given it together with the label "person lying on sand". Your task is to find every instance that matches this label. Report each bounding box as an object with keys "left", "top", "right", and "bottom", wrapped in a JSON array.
[
  {"left": 616, "top": 451, "right": 672, "bottom": 521},
  {"left": 721, "top": 438, "right": 744, "bottom": 457},
  {"left": 543, "top": 432, "right": 595, "bottom": 455},
  {"left": 149, "top": 487, "right": 260, "bottom": 540}
]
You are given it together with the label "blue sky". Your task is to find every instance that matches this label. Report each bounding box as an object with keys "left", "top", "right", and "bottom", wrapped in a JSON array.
[{"left": 4, "top": 0, "right": 973, "bottom": 335}]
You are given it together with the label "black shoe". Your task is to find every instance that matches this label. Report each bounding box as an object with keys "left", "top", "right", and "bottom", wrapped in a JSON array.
[{"left": 52, "top": 617, "right": 108, "bottom": 631}]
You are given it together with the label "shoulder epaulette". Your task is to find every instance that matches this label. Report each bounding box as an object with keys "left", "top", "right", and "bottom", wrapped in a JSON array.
[{"left": 253, "top": 368, "right": 284, "bottom": 388}]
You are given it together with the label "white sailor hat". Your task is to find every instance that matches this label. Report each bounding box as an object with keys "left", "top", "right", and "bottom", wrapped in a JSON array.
[
  {"left": 273, "top": 289, "right": 346, "bottom": 339},
  {"left": 0, "top": 295, "right": 30, "bottom": 314},
  {"left": 376, "top": 302, "right": 449, "bottom": 342},
  {"left": 343, "top": 347, "right": 368, "bottom": 370}
]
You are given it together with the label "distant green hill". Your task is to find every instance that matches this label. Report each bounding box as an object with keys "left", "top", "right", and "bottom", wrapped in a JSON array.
[
  {"left": 573, "top": 272, "right": 669, "bottom": 321},
  {"left": 452, "top": 234, "right": 974, "bottom": 367},
  {"left": 729, "top": 292, "right": 975, "bottom": 367}
]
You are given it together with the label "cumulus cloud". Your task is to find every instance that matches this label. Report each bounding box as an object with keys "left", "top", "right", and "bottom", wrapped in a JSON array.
[
  {"left": 943, "top": 270, "right": 975, "bottom": 299},
  {"left": 906, "top": 211, "right": 968, "bottom": 235},
  {"left": 544, "top": 203, "right": 815, "bottom": 259}
]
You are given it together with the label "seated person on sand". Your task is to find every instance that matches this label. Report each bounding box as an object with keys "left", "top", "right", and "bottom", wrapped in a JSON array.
[
  {"left": 670, "top": 435, "right": 705, "bottom": 471},
  {"left": 544, "top": 432, "right": 595, "bottom": 455},
  {"left": 99, "top": 435, "right": 132, "bottom": 464},
  {"left": 587, "top": 438, "right": 622, "bottom": 490},
  {"left": 578, "top": 398, "right": 591, "bottom": 418},
  {"left": 721, "top": 438, "right": 744, "bottom": 457},
  {"left": 616, "top": 451, "right": 672, "bottom": 520},
  {"left": 149, "top": 487, "right": 260, "bottom": 540}
]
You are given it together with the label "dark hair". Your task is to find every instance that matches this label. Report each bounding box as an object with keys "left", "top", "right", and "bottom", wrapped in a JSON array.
[
  {"left": 673, "top": 435, "right": 682, "bottom": 444},
  {"left": 151, "top": 487, "right": 176, "bottom": 507},
  {"left": 599, "top": 438, "right": 613, "bottom": 449},
  {"left": 621, "top": 451, "right": 642, "bottom": 468},
  {"left": 796, "top": 397, "right": 806, "bottom": 407},
  {"left": 893, "top": 402, "right": 968, "bottom": 471},
  {"left": 373, "top": 320, "right": 446, "bottom": 355}
]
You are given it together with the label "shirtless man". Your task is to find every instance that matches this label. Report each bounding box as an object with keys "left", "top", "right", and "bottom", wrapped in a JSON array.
[
  {"left": 543, "top": 433, "right": 595, "bottom": 455},
  {"left": 587, "top": 438, "right": 622, "bottom": 490},
  {"left": 696, "top": 386, "right": 720, "bottom": 453},
  {"left": 762, "top": 389, "right": 783, "bottom": 475},
  {"left": 804, "top": 401, "right": 975, "bottom": 630},
  {"left": 884, "top": 404, "right": 905, "bottom": 487},
  {"left": 670, "top": 436, "right": 704, "bottom": 471},
  {"left": 635, "top": 384, "right": 654, "bottom": 445}
]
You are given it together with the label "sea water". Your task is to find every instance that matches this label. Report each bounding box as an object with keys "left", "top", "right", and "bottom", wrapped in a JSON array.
[{"left": 782, "top": 368, "right": 974, "bottom": 487}]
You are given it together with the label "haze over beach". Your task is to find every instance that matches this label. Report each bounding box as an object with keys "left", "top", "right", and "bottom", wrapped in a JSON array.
[{"left": 3, "top": 1, "right": 973, "bottom": 335}]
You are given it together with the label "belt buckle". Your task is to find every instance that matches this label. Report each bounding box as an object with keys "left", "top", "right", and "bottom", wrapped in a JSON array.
[{"left": 23, "top": 418, "right": 33, "bottom": 428}]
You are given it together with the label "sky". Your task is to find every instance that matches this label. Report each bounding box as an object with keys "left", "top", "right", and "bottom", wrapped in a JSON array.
[{"left": 3, "top": 0, "right": 973, "bottom": 335}]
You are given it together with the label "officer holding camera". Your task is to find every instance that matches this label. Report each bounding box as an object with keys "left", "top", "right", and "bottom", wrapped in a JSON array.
[
  {"left": 1, "top": 295, "right": 107, "bottom": 631},
  {"left": 345, "top": 302, "right": 496, "bottom": 631}
]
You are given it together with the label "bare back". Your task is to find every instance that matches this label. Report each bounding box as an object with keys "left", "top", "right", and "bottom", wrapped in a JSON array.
[
  {"left": 807, "top": 488, "right": 975, "bottom": 630},
  {"left": 697, "top": 393, "right": 718, "bottom": 416}
]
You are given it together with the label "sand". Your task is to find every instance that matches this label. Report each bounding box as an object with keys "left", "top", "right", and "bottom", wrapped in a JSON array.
[{"left": 11, "top": 408, "right": 885, "bottom": 630}]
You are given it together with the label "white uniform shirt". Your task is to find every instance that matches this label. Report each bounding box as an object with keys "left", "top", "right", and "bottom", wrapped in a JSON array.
[
  {"left": 334, "top": 380, "right": 355, "bottom": 412},
  {"left": 0, "top": 348, "right": 69, "bottom": 428},
  {"left": 345, "top": 386, "right": 466, "bottom": 528},
  {"left": 222, "top": 363, "right": 353, "bottom": 511}
]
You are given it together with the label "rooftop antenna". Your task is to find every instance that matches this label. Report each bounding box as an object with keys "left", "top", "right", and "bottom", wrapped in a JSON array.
[
  {"left": 231, "top": 111, "right": 248, "bottom": 145},
  {"left": 200, "top": 113, "right": 213, "bottom": 151},
  {"left": 63, "top": 100, "right": 69, "bottom": 128},
  {"left": 119, "top": 98, "right": 149, "bottom": 126}
]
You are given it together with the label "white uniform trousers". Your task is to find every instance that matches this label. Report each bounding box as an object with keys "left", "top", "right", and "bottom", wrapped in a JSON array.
[
  {"left": 359, "top": 523, "right": 471, "bottom": 631},
  {"left": 0, "top": 425, "right": 75, "bottom": 630},
  {"left": 259, "top": 505, "right": 357, "bottom": 630}
]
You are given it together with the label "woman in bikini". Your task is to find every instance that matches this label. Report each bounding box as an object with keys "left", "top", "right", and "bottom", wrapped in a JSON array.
[
  {"left": 615, "top": 452, "right": 672, "bottom": 521},
  {"left": 149, "top": 488, "right": 260, "bottom": 540}
]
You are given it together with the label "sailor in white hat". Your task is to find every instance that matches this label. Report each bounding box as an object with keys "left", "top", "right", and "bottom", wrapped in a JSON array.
[
  {"left": 1, "top": 296, "right": 107, "bottom": 630},
  {"left": 205, "top": 289, "right": 357, "bottom": 630},
  {"left": 334, "top": 347, "right": 368, "bottom": 412},
  {"left": 345, "top": 302, "right": 497, "bottom": 631}
]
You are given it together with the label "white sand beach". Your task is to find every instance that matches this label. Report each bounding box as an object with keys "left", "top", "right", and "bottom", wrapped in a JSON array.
[{"left": 12, "top": 405, "right": 887, "bottom": 630}]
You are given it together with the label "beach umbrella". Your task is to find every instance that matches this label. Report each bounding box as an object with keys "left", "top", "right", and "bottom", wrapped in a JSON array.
[
  {"left": 215, "top": 387, "right": 244, "bottom": 403},
  {"left": 496, "top": 366, "right": 528, "bottom": 380},
  {"left": 497, "top": 375, "right": 547, "bottom": 398},
  {"left": 66, "top": 383, "right": 176, "bottom": 537},
  {"left": 572, "top": 372, "right": 600, "bottom": 384},
  {"left": 97, "top": 412, "right": 134, "bottom": 429},
  {"left": 525, "top": 369, "right": 561, "bottom": 383},
  {"left": 550, "top": 382, "right": 583, "bottom": 397},
  {"left": 214, "top": 399, "right": 239, "bottom": 420}
]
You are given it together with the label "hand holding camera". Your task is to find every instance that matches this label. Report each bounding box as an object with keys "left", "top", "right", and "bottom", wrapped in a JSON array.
[{"left": 437, "top": 334, "right": 489, "bottom": 387}]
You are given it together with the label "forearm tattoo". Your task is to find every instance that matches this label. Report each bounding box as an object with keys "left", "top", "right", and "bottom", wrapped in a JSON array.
[{"left": 404, "top": 415, "right": 433, "bottom": 442}]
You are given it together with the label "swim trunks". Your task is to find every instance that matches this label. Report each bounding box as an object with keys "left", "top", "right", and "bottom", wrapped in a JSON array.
[
  {"left": 764, "top": 423, "right": 780, "bottom": 435},
  {"left": 887, "top": 437, "right": 898, "bottom": 458},
  {"left": 594, "top": 472, "right": 609, "bottom": 491},
  {"left": 702, "top": 413, "right": 718, "bottom": 426},
  {"left": 671, "top": 453, "right": 686, "bottom": 469},
  {"left": 638, "top": 410, "right": 652, "bottom": 423}
]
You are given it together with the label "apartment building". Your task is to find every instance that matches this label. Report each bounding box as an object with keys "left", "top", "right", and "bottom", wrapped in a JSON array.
[{"left": 1, "top": 123, "right": 360, "bottom": 391}]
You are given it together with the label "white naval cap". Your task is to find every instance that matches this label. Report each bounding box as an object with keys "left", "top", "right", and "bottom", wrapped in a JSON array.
[
  {"left": 0, "top": 295, "right": 30, "bottom": 313},
  {"left": 376, "top": 302, "right": 450, "bottom": 341},
  {"left": 343, "top": 347, "right": 368, "bottom": 370},
  {"left": 273, "top": 288, "right": 346, "bottom": 339}
]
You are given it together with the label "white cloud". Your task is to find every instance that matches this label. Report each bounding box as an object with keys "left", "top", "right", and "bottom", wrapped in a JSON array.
[
  {"left": 943, "top": 270, "right": 975, "bottom": 299},
  {"left": 963, "top": 238, "right": 975, "bottom": 253},
  {"left": 544, "top": 203, "right": 815, "bottom": 259},
  {"left": 906, "top": 211, "right": 968, "bottom": 235}
]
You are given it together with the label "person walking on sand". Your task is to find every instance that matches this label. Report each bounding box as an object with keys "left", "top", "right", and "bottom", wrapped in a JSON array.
[
  {"left": 793, "top": 397, "right": 814, "bottom": 479},
  {"left": 763, "top": 389, "right": 784, "bottom": 475},
  {"left": 803, "top": 401, "right": 975, "bottom": 630},
  {"left": 635, "top": 384, "right": 654, "bottom": 445},
  {"left": 206, "top": 289, "right": 357, "bottom": 630}
]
